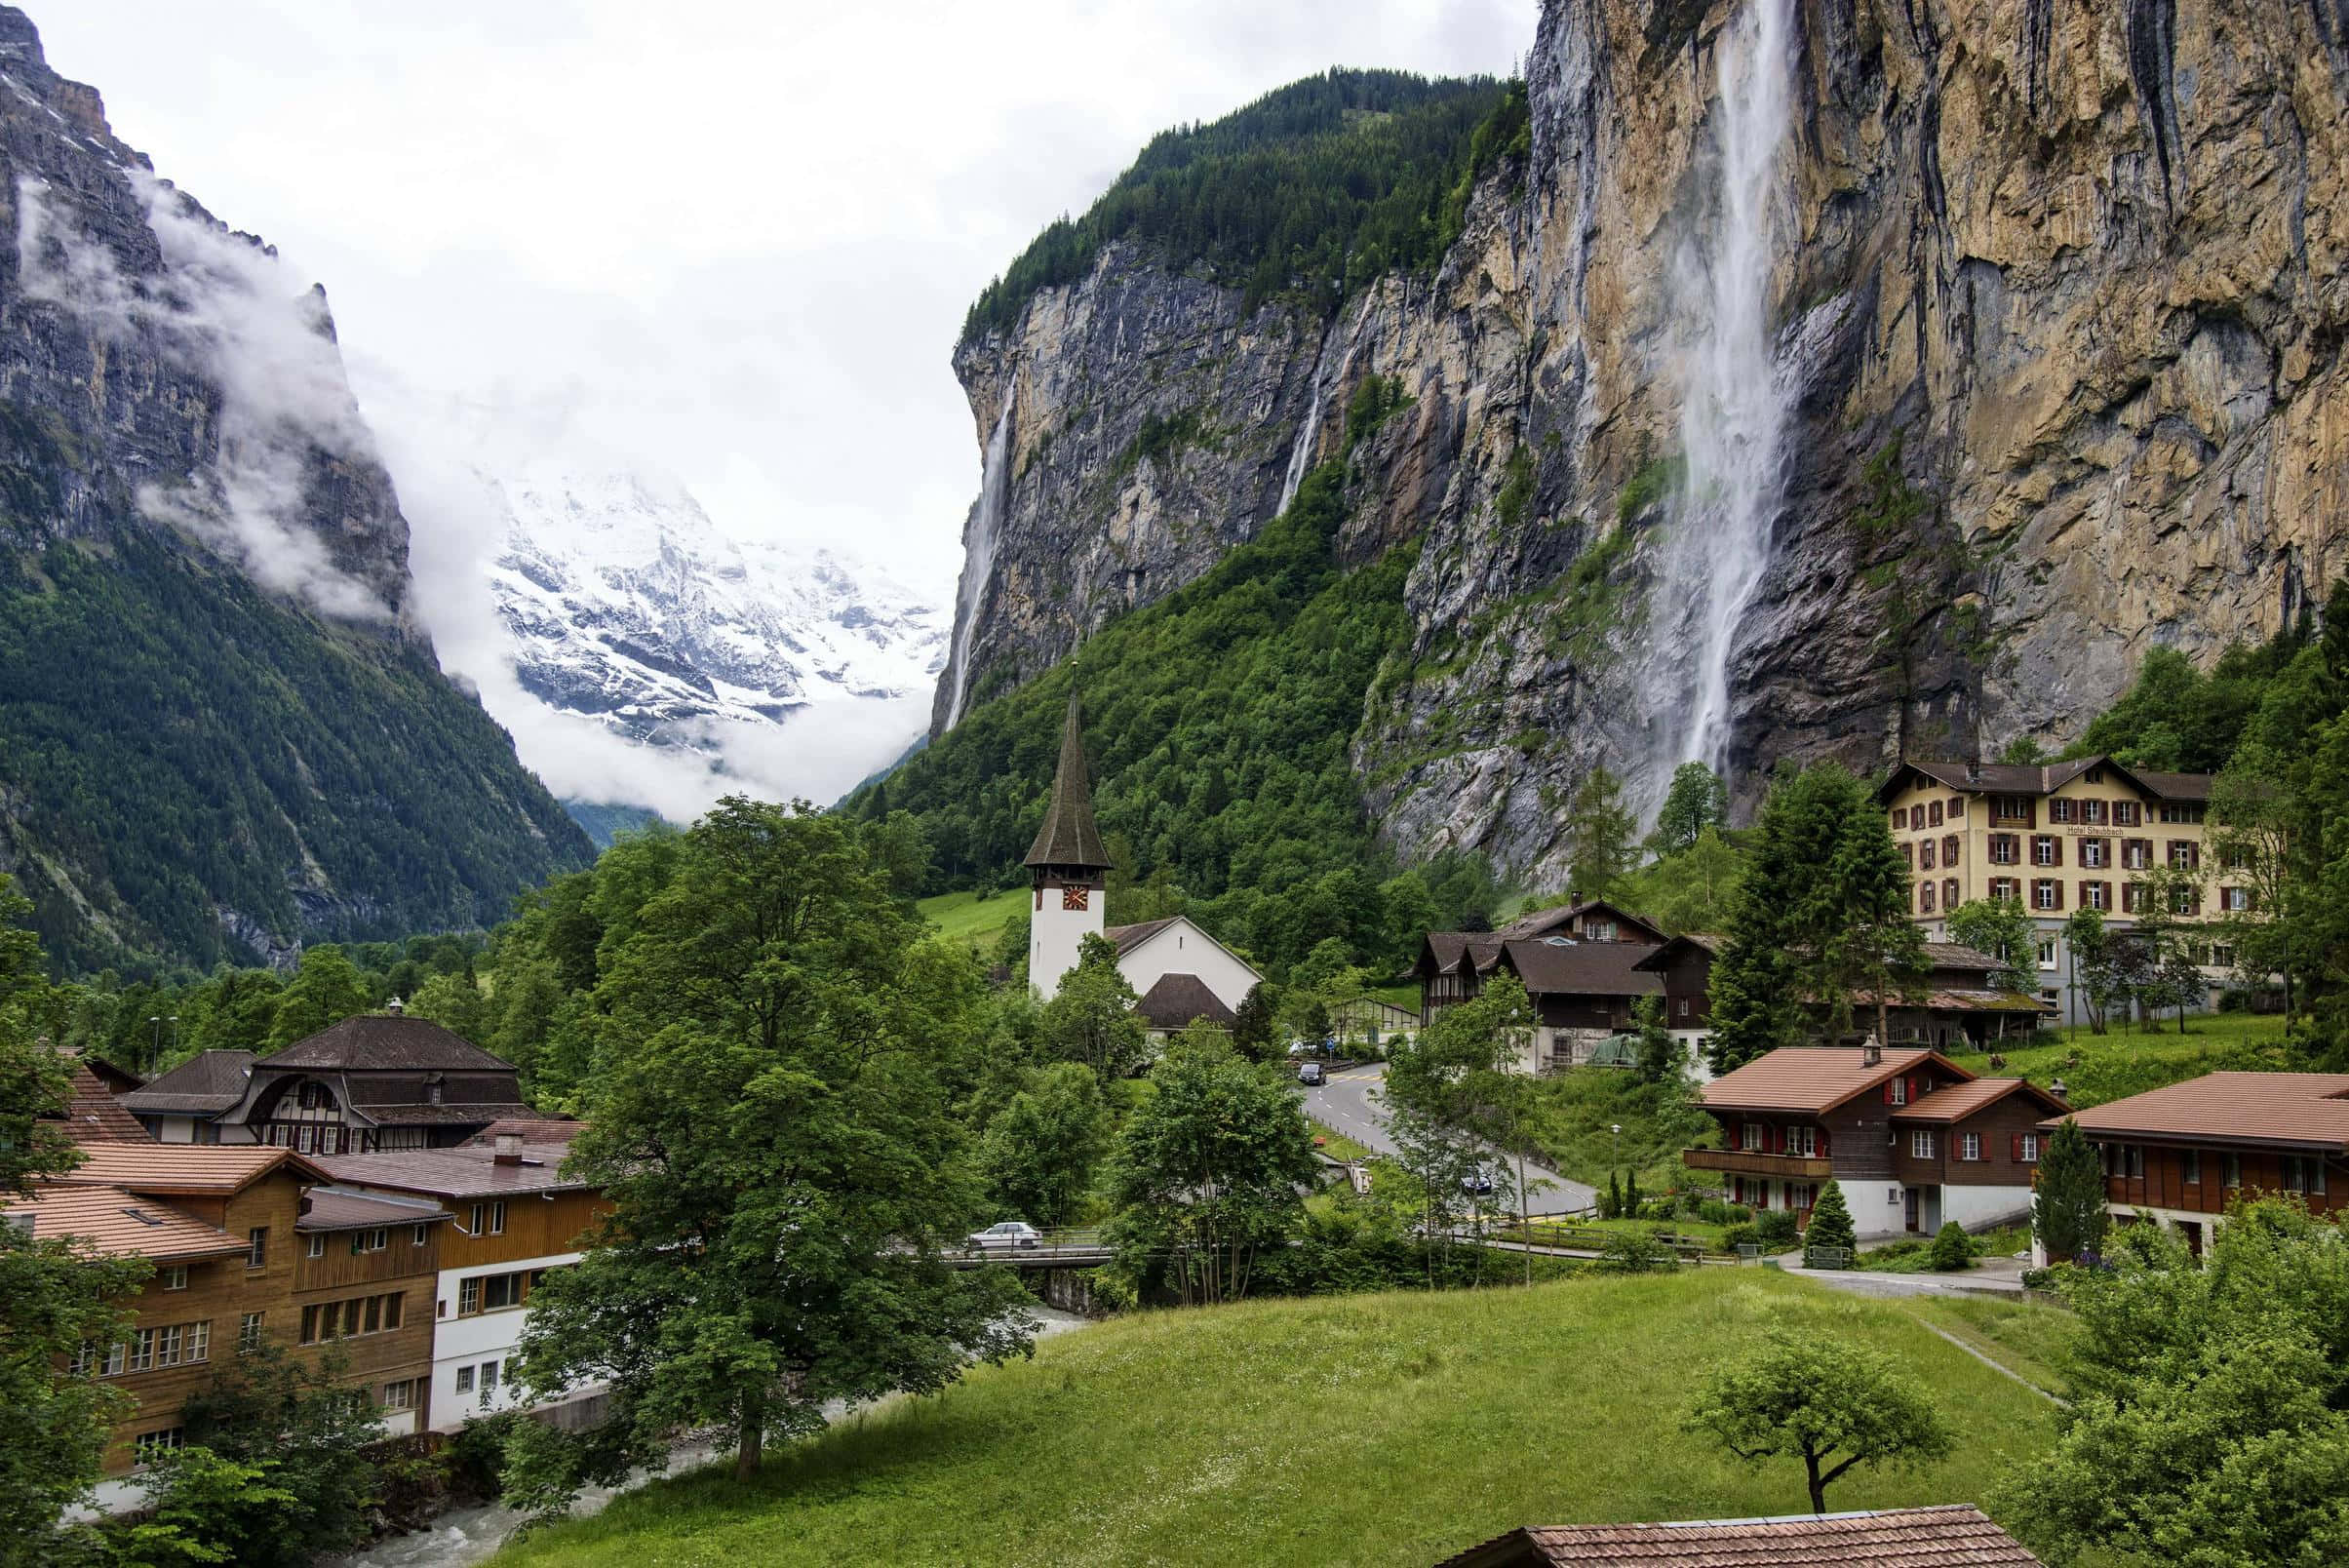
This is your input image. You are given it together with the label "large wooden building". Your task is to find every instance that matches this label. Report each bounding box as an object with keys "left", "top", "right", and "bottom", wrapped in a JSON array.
[
  {"left": 121, "top": 1007, "right": 538, "bottom": 1153},
  {"left": 1416, "top": 900, "right": 1668, "bottom": 1072},
  {"left": 2040, "top": 1071, "right": 2349, "bottom": 1260},
  {"left": 1635, "top": 936, "right": 2051, "bottom": 1054},
  {"left": 1684, "top": 1045, "right": 2066, "bottom": 1237}
]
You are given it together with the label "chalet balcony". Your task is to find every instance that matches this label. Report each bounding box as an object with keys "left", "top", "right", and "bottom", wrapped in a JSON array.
[{"left": 1683, "top": 1147, "right": 1834, "bottom": 1181}]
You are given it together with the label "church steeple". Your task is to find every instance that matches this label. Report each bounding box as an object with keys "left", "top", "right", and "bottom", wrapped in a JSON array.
[
  {"left": 1024, "top": 691, "right": 1109, "bottom": 873},
  {"left": 1026, "top": 691, "right": 1110, "bottom": 998}
]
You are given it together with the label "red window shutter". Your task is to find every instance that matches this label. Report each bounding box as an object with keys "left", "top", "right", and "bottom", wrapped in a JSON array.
[
  {"left": 2011, "top": 1133, "right": 2023, "bottom": 1162},
  {"left": 1817, "top": 1126, "right": 1829, "bottom": 1156},
  {"left": 1907, "top": 1077, "right": 1918, "bottom": 1102},
  {"left": 1884, "top": 1082, "right": 1895, "bottom": 1105}
]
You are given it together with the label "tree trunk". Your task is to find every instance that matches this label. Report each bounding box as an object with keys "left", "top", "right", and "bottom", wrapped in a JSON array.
[
  {"left": 735, "top": 1387, "right": 765, "bottom": 1480},
  {"left": 1875, "top": 985, "right": 1889, "bottom": 1052},
  {"left": 1805, "top": 1451, "right": 1827, "bottom": 1514}
]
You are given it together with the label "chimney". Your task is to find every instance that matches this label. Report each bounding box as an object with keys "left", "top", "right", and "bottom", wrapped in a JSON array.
[
  {"left": 385, "top": 996, "right": 405, "bottom": 1016},
  {"left": 493, "top": 1132, "right": 523, "bottom": 1166},
  {"left": 1862, "top": 1039, "right": 1883, "bottom": 1067}
]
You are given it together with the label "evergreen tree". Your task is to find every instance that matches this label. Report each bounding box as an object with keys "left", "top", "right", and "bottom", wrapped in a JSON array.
[
  {"left": 1564, "top": 764, "right": 1638, "bottom": 897},
  {"left": 1605, "top": 1170, "right": 1623, "bottom": 1221},
  {"left": 1230, "top": 982, "right": 1277, "bottom": 1062},
  {"left": 1624, "top": 1170, "right": 1642, "bottom": 1219},
  {"left": 2034, "top": 1117, "right": 2108, "bottom": 1264},
  {"left": 1803, "top": 1180, "right": 1858, "bottom": 1262},
  {"left": 1647, "top": 762, "right": 1729, "bottom": 855},
  {"left": 1630, "top": 994, "right": 1682, "bottom": 1084},
  {"left": 1928, "top": 1221, "right": 1975, "bottom": 1271}
]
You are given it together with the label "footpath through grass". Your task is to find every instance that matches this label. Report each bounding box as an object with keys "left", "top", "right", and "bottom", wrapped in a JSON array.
[{"left": 495, "top": 1271, "right": 2058, "bottom": 1568}]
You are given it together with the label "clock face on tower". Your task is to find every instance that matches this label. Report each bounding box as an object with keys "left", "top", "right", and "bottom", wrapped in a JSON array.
[{"left": 1063, "top": 886, "right": 1089, "bottom": 912}]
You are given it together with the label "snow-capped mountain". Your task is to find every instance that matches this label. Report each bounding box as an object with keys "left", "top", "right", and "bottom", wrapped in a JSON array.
[{"left": 488, "top": 469, "right": 946, "bottom": 764}]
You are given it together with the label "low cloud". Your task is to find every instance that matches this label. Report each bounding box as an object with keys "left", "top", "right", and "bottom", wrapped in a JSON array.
[{"left": 16, "top": 172, "right": 392, "bottom": 619}]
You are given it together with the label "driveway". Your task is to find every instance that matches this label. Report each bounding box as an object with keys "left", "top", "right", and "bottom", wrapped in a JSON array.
[{"left": 1299, "top": 1063, "right": 1596, "bottom": 1215}]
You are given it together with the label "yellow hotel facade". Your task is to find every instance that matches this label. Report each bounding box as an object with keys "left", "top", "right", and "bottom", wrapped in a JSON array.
[{"left": 1876, "top": 759, "right": 2249, "bottom": 1026}]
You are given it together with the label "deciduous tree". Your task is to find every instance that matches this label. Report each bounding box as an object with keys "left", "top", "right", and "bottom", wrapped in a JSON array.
[
  {"left": 1685, "top": 1332, "right": 1952, "bottom": 1513},
  {"left": 1040, "top": 932, "right": 1150, "bottom": 1082},
  {"left": 1646, "top": 762, "right": 1729, "bottom": 856},
  {"left": 977, "top": 1063, "right": 1108, "bottom": 1229}
]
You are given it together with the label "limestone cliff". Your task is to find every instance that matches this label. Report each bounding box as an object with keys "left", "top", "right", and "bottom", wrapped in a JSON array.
[{"left": 941, "top": 0, "right": 2349, "bottom": 885}]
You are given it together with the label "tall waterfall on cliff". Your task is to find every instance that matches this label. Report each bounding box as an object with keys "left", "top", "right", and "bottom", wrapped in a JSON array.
[
  {"left": 1276, "top": 376, "right": 1326, "bottom": 517},
  {"left": 943, "top": 391, "right": 1016, "bottom": 730},
  {"left": 1669, "top": 0, "right": 1795, "bottom": 774}
]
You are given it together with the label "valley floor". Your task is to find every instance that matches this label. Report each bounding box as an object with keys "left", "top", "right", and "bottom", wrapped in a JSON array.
[{"left": 492, "top": 1270, "right": 2060, "bottom": 1568}]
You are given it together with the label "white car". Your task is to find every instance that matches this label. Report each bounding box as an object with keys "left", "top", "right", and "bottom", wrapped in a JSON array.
[{"left": 967, "top": 1221, "right": 1043, "bottom": 1250}]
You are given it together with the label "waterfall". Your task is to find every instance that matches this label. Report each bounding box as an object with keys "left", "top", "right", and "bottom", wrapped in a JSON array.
[
  {"left": 942, "top": 390, "right": 1015, "bottom": 731},
  {"left": 1670, "top": 0, "right": 1795, "bottom": 774},
  {"left": 1275, "top": 375, "right": 1326, "bottom": 517}
]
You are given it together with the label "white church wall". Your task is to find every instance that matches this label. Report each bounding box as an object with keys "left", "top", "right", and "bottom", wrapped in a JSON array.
[{"left": 1117, "top": 921, "right": 1259, "bottom": 1015}]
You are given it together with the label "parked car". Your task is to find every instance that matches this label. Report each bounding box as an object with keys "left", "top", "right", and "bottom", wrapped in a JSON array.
[
  {"left": 1297, "top": 1061, "right": 1326, "bottom": 1086},
  {"left": 1459, "top": 1166, "right": 1497, "bottom": 1196},
  {"left": 967, "top": 1221, "right": 1042, "bottom": 1250}
]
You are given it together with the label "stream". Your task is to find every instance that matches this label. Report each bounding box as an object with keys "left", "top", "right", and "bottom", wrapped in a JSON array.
[{"left": 332, "top": 1305, "right": 1092, "bottom": 1568}]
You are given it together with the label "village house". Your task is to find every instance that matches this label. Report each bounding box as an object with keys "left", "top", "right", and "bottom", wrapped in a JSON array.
[
  {"left": 120, "top": 1004, "right": 539, "bottom": 1153},
  {"left": 317, "top": 1127, "right": 609, "bottom": 1431},
  {"left": 1414, "top": 899, "right": 1667, "bottom": 1071},
  {"left": 1438, "top": 1506, "right": 2039, "bottom": 1567},
  {"left": 1024, "top": 696, "right": 1262, "bottom": 1031},
  {"left": 1879, "top": 756, "right": 2240, "bottom": 1024},
  {"left": 1635, "top": 935, "right": 2051, "bottom": 1057},
  {"left": 2038, "top": 1071, "right": 2349, "bottom": 1261},
  {"left": 5, "top": 1144, "right": 331, "bottom": 1498},
  {"left": 291, "top": 1186, "right": 450, "bottom": 1435},
  {"left": 1684, "top": 1045, "right": 2066, "bottom": 1237},
  {"left": 48, "top": 1049, "right": 152, "bottom": 1145}
]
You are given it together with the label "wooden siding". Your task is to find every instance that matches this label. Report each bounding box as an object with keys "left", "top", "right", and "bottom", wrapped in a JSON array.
[
  {"left": 1893, "top": 1095, "right": 2050, "bottom": 1189},
  {"left": 438, "top": 1189, "right": 607, "bottom": 1272},
  {"left": 1651, "top": 949, "right": 1713, "bottom": 1028},
  {"left": 2094, "top": 1141, "right": 2349, "bottom": 1217},
  {"left": 294, "top": 1224, "right": 443, "bottom": 1292}
]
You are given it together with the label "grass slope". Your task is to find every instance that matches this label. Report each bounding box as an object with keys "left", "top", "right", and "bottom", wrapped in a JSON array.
[
  {"left": 919, "top": 886, "right": 1028, "bottom": 949},
  {"left": 497, "top": 1273, "right": 2056, "bottom": 1568}
]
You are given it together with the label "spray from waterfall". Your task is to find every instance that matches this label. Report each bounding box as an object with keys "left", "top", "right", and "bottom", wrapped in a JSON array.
[
  {"left": 1671, "top": 0, "right": 1795, "bottom": 775},
  {"left": 943, "top": 390, "right": 1015, "bottom": 731}
]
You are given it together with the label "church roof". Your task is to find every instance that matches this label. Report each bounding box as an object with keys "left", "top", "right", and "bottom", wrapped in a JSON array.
[
  {"left": 1024, "top": 693, "right": 1110, "bottom": 870},
  {"left": 1134, "top": 973, "right": 1238, "bottom": 1032}
]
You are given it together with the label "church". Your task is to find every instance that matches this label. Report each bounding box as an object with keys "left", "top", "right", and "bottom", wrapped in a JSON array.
[{"left": 1025, "top": 696, "right": 1262, "bottom": 1039}]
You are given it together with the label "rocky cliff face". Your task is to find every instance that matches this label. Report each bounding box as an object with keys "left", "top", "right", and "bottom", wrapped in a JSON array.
[
  {"left": 0, "top": 7, "right": 591, "bottom": 971},
  {"left": 938, "top": 0, "right": 2349, "bottom": 884}
]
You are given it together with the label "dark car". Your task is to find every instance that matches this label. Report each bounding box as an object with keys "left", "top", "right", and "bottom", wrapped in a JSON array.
[
  {"left": 1459, "top": 1165, "right": 1497, "bottom": 1196},
  {"left": 1297, "top": 1062, "right": 1326, "bottom": 1086}
]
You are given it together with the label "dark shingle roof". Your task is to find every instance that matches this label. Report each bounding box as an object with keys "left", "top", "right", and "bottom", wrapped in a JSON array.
[
  {"left": 1922, "top": 942, "right": 2006, "bottom": 972},
  {"left": 297, "top": 1187, "right": 450, "bottom": 1232},
  {"left": 261, "top": 1016, "right": 513, "bottom": 1074},
  {"left": 1133, "top": 973, "right": 1238, "bottom": 1032},
  {"left": 1024, "top": 693, "right": 1110, "bottom": 870},
  {"left": 1883, "top": 756, "right": 2212, "bottom": 805},
  {"left": 1498, "top": 940, "right": 1662, "bottom": 1000},
  {"left": 314, "top": 1145, "right": 591, "bottom": 1199},
  {"left": 1439, "top": 1505, "right": 2040, "bottom": 1566},
  {"left": 120, "top": 1050, "right": 254, "bottom": 1116},
  {"left": 1104, "top": 918, "right": 1177, "bottom": 957}
]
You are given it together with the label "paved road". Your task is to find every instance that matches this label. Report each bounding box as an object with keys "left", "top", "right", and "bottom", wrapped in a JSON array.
[{"left": 1299, "top": 1063, "right": 1596, "bottom": 1215}]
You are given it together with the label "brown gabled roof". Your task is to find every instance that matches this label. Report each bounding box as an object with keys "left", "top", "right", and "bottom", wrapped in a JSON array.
[
  {"left": 260, "top": 1015, "right": 513, "bottom": 1074},
  {"left": 119, "top": 1049, "right": 254, "bottom": 1116},
  {"left": 2045, "top": 1072, "right": 2349, "bottom": 1151},
  {"left": 463, "top": 1116, "right": 585, "bottom": 1148},
  {"left": 1103, "top": 918, "right": 1177, "bottom": 957},
  {"left": 1500, "top": 899, "right": 1668, "bottom": 945},
  {"left": 1701, "top": 1047, "right": 1970, "bottom": 1115},
  {"left": 54, "top": 1143, "right": 330, "bottom": 1196},
  {"left": 315, "top": 1145, "right": 591, "bottom": 1199},
  {"left": 3, "top": 1184, "right": 252, "bottom": 1263},
  {"left": 1438, "top": 1505, "right": 2039, "bottom": 1566},
  {"left": 1133, "top": 973, "right": 1238, "bottom": 1032},
  {"left": 1023, "top": 692, "right": 1110, "bottom": 870},
  {"left": 297, "top": 1188, "right": 451, "bottom": 1233},
  {"left": 51, "top": 1055, "right": 151, "bottom": 1144},
  {"left": 1631, "top": 933, "right": 1723, "bottom": 972},
  {"left": 1897, "top": 1078, "right": 2069, "bottom": 1124},
  {"left": 1498, "top": 939, "right": 1662, "bottom": 1000},
  {"left": 1881, "top": 756, "right": 2212, "bottom": 805}
]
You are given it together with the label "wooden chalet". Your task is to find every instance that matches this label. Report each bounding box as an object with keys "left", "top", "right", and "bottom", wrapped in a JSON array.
[
  {"left": 123, "top": 1007, "right": 537, "bottom": 1154},
  {"left": 2040, "top": 1072, "right": 2349, "bottom": 1259},
  {"left": 1686, "top": 1045, "right": 2066, "bottom": 1237},
  {"left": 1635, "top": 937, "right": 2053, "bottom": 1053},
  {"left": 1415, "top": 900, "right": 1666, "bottom": 1071}
]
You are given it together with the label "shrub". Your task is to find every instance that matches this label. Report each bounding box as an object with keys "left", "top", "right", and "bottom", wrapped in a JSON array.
[
  {"left": 1723, "top": 1222, "right": 1759, "bottom": 1253},
  {"left": 1929, "top": 1221, "right": 1977, "bottom": 1271},
  {"left": 1600, "top": 1229, "right": 1674, "bottom": 1273},
  {"left": 1753, "top": 1210, "right": 1799, "bottom": 1249},
  {"left": 446, "top": 1411, "right": 529, "bottom": 1503}
]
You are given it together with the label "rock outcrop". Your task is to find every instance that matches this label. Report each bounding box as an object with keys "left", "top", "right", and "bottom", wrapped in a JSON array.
[{"left": 936, "top": 0, "right": 2349, "bottom": 884}]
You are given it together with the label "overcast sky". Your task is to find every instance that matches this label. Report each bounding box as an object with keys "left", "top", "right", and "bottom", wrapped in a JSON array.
[{"left": 42, "top": 1, "right": 1528, "bottom": 597}]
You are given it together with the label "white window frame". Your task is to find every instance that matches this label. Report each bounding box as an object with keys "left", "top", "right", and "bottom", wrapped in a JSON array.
[
  {"left": 1910, "top": 1130, "right": 1935, "bottom": 1158},
  {"left": 1959, "top": 1133, "right": 1980, "bottom": 1161},
  {"left": 160, "top": 1265, "right": 188, "bottom": 1291}
]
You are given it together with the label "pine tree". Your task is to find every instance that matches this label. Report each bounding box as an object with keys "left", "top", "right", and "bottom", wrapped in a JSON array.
[
  {"left": 2034, "top": 1117, "right": 2108, "bottom": 1263},
  {"left": 1605, "top": 1171, "right": 1623, "bottom": 1220},
  {"left": 1564, "top": 765, "right": 1637, "bottom": 898},
  {"left": 1625, "top": 1169, "right": 1642, "bottom": 1220},
  {"left": 1928, "top": 1220, "right": 1974, "bottom": 1271},
  {"left": 1230, "top": 982, "right": 1276, "bottom": 1062},
  {"left": 1804, "top": 1180, "right": 1858, "bottom": 1263}
]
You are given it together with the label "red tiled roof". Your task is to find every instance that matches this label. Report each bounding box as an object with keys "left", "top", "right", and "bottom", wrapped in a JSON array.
[
  {"left": 463, "top": 1117, "right": 585, "bottom": 1148},
  {"left": 54, "top": 1058, "right": 151, "bottom": 1144},
  {"left": 54, "top": 1143, "right": 328, "bottom": 1196},
  {"left": 1897, "top": 1078, "right": 2068, "bottom": 1124},
  {"left": 2046, "top": 1072, "right": 2349, "bottom": 1150},
  {"left": 315, "top": 1145, "right": 590, "bottom": 1199},
  {"left": 4, "top": 1183, "right": 250, "bottom": 1263},
  {"left": 1701, "top": 1048, "right": 1969, "bottom": 1115},
  {"left": 1438, "top": 1506, "right": 2040, "bottom": 1566}
]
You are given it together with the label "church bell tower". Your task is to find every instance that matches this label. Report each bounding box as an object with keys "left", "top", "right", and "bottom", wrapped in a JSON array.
[{"left": 1026, "top": 692, "right": 1111, "bottom": 999}]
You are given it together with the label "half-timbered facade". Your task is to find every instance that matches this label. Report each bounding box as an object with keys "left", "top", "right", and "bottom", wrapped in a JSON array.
[{"left": 1685, "top": 1046, "right": 2062, "bottom": 1237}]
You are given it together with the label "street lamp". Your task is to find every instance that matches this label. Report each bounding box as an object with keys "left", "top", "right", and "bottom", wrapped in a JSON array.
[{"left": 146, "top": 1014, "right": 179, "bottom": 1076}]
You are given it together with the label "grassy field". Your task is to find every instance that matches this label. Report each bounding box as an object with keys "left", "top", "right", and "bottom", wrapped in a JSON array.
[
  {"left": 918, "top": 886, "right": 1027, "bottom": 949},
  {"left": 1941, "top": 1010, "right": 2290, "bottom": 1108},
  {"left": 495, "top": 1272, "right": 2059, "bottom": 1568},
  {"left": 1899, "top": 1294, "right": 2074, "bottom": 1398},
  {"left": 1306, "top": 1118, "right": 1374, "bottom": 1162}
]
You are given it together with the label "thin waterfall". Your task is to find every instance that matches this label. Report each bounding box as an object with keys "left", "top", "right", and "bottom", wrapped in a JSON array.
[
  {"left": 943, "top": 390, "right": 1015, "bottom": 731},
  {"left": 1671, "top": 0, "right": 1795, "bottom": 774},
  {"left": 1276, "top": 375, "right": 1326, "bottom": 517}
]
